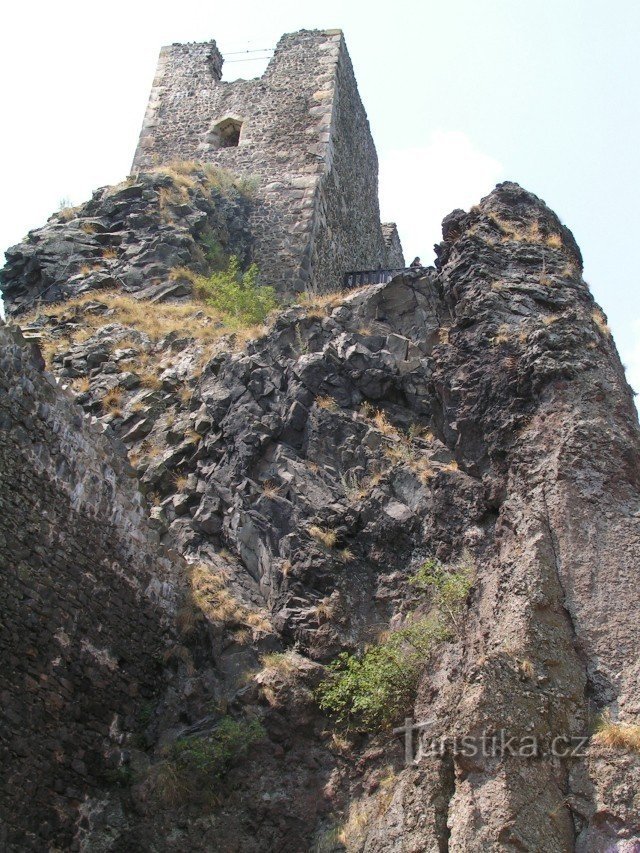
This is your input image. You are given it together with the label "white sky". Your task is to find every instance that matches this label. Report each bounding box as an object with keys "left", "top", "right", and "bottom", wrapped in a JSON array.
[{"left": 1, "top": 0, "right": 638, "bottom": 404}]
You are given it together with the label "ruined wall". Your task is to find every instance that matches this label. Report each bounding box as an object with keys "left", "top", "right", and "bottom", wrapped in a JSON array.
[
  {"left": 381, "top": 223, "right": 405, "bottom": 268},
  {"left": 132, "top": 29, "right": 401, "bottom": 294},
  {"left": 0, "top": 324, "right": 180, "bottom": 851},
  {"left": 308, "top": 36, "right": 394, "bottom": 288}
]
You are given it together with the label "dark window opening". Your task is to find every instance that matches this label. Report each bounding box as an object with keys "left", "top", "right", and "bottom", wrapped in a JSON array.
[{"left": 215, "top": 118, "right": 242, "bottom": 148}]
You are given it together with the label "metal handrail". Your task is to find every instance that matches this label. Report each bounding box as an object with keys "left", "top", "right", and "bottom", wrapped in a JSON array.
[{"left": 343, "top": 268, "right": 410, "bottom": 289}]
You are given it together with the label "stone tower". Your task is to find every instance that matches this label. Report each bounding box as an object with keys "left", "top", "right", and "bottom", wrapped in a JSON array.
[{"left": 132, "top": 29, "right": 404, "bottom": 294}]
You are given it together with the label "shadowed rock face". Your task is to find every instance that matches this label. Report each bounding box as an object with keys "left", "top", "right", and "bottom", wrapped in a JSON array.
[{"left": 1, "top": 180, "right": 639, "bottom": 851}]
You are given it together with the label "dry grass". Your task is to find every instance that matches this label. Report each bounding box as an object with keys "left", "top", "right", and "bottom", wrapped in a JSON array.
[
  {"left": 308, "top": 525, "right": 338, "bottom": 549},
  {"left": 339, "top": 467, "right": 384, "bottom": 504},
  {"left": 280, "top": 560, "right": 292, "bottom": 578},
  {"left": 491, "top": 324, "right": 512, "bottom": 346},
  {"left": 384, "top": 441, "right": 435, "bottom": 483},
  {"left": 102, "top": 247, "right": 118, "bottom": 260},
  {"left": 139, "top": 369, "right": 163, "bottom": 390},
  {"left": 169, "top": 266, "right": 199, "bottom": 285},
  {"left": 151, "top": 160, "right": 250, "bottom": 194},
  {"left": 337, "top": 802, "right": 369, "bottom": 848},
  {"left": 518, "top": 659, "right": 535, "bottom": 679},
  {"left": 437, "top": 326, "right": 450, "bottom": 345},
  {"left": 58, "top": 206, "right": 80, "bottom": 223},
  {"left": 486, "top": 214, "right": 567, "bottom": 251},
  {"left": 262, "top": 481, "right": 280, "bottom": 497},
  {"left": 561, "top": 261, "right": 580, "bottom": 279},
  {"left": 372, "top": 409, "right": 398, "bottom": 437},
  {"left": 157, "top": 183, "right": 190, "bottom": 213},
  {"left": 172, "top": 473, "right": 189, "bottom": 492},
  {"left": 311, "top": 596, "right": 337, "bottom": 624},
  {"left": 592, "top": 308, "right": 611, "bottom": 337},
  {"left": 102, "top": 386, "right": 123, "bottom": 416},
  {"left": 257, "top": 650, "right": 305, "bottom": 707},
  {"left": 330, "top": 732, "right": 352, "bottom": 754},
  {"left": 21, "top": 287, "right": 273, "bottom": 378},
  {"left": 356, "top": 324, "right": 374, "bottom": 336},
  {"left": 359, "top": 400, "right": 375, "bottom": 419},
  {"left": 178, "top": 562, "right": 272, "bottom": 636},
  {"left": 316, "top": 395, "right": 339, "bottom": 412},
  {"left": 71, "top": 376, "right": 91, "bottom": 393},
  {"left": 80, "top": 222, "right": 97, "bottom": 235},
  {"left": 178, "top": 385, "right": 193, "bottom": 406},
  {"left": 593, "top": 713, "right": 640, "bottom": 753},
  {"left": 333, "top": 768, "right": 398, "bottom": 847},
  {"left": 341, "top": 472, "right": 368, "bottom": 504},
  {"left": 298, "top": 288, "right": 345, "bottom": 314},
  {"left": 408, "top": 424, "right": 433, "bottom": 442},
  {"left": 260, "top": 650, "right": 300, "bottom": 676}
]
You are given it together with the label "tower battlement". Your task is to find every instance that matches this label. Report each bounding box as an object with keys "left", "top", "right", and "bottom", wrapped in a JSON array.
[{"left": 133, "top": 29, "right": 403, "bottom": 294}]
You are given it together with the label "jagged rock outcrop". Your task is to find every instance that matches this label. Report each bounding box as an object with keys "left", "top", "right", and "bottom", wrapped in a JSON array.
[
  {"left": 1, "top": 181, "right": 639, "bottom": 852},
  {"left": 0, "top": 164, "right": 253, "bottom": 315}
]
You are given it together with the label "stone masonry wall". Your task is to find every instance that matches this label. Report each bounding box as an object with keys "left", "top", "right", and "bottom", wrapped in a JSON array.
[
  {"left": 381, "top": 223, "right": 405, "bottom": 268},
  {"left": 0, "top": 324, "right": 181, "bottom": 851},
  {"left": 132, "top": 29, "right": 402, "bottom": 294},
  {"left": 307, "top": 35, "right": 394, "bottom": 287}
]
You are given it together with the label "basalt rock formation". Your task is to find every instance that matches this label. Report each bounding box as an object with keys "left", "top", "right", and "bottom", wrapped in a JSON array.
[
  {"left": 0, "top": 164, "right": 254, "bottom": 315},
  {"left": 1, "top": 180, "right": 639, "bottom": 852}
]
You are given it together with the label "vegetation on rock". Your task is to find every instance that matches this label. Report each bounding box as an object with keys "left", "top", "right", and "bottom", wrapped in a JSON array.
[
  {"left": 195, "top": 255, "right": 276, "bottom": 326},
  {"left": 593, "top": 712, "right": 640, "bottom": 753},
  {"left": 317, "top": 557, "right": 473, "bottom": 731},
  {"left": 149, "top": 716, "right": 265, "bottom": 805}
]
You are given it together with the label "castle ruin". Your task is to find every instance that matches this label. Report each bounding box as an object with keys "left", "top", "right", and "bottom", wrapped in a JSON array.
[{"left": 132, "top": 29, "right": 404, "bottom": 294}]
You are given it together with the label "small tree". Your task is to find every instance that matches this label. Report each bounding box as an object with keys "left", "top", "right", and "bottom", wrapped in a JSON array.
[{"left": 316, "top": 616, "right": 449, "bottom": 732}]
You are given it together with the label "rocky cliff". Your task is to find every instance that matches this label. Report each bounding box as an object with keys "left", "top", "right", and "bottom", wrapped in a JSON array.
[{"left": 1, "top": 180, "right": 639, "bottom": 852}]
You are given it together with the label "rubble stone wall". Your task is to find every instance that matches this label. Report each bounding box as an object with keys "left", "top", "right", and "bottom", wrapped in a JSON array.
[{"left": 0, "top": 324, "right": 180, "bottom": 851}]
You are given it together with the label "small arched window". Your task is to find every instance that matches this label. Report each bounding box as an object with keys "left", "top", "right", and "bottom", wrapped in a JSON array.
[{"left": 209, "top": 117, "right": 243, "bottom": 148}]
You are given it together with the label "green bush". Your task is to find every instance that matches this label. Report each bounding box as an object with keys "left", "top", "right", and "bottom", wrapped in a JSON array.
[
  {"left": 198, "top": 228, "right": 225, "bottom": 269},
  {"left": 170, "top": 717, "right": 264, "bottom": 782},
  {"left": 317, "top": 556, "right": 474, "bottom": 732},
  {"left": 317, "top": 616, "right": 448, "bottom": 731},
  {"left": 195, "top": 256, "right": 276, "bottom": 325},
  {"left": 149, "top": 716, "right": 265, "bottom": 806},
  {"left": 409, "top": 556, "right": 473, "bottom": 632}
]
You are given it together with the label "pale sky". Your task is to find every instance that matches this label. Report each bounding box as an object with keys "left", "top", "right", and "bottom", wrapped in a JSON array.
[{"left": 1, "top": 0, "right": 638, "bottom": 403}]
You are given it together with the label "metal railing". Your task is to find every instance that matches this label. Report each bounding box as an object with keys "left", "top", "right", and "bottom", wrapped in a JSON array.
[{"left": 343, "top": 268, "right": 408, "bottom": 289}]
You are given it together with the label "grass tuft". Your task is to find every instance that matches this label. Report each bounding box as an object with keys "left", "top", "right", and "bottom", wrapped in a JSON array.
[
  {"left": 308, "top": 525, "right": 338, "bottom": 549},
  {"left": 593, "top": 712, "right": 640, "bottom": 753}
]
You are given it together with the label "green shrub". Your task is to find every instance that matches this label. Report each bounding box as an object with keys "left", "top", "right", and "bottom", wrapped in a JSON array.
[
  {"left": 316, "top": 616, "right": 448, "bottom": 731},
  {"left": 171, "top": 717, "right": 264, "bottom": 782},
  {"left": 317, "top": 555, "right": 474, "bottom": 732},
  {"left": 150, "top": 716, "right": 265, "bottom": 805},
  {"left": 198, "top": 228, "right": 225, "bottom": 269},
  {"left": 195, "top": 255, "right": 276, "bottom": 325},
  {"left": 409, "top": 555, "right": 473, "bottom": 632}
]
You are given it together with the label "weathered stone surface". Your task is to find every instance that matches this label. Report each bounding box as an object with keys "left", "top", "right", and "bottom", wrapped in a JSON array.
[
  {"left": 1, "top": 180, "right": 639, "bottom": 852},
  {"left": 132, "top": 29, "right": 404, "bottom": 294},
  {"left": 0, "top": 323, "right": 181, "bottom": 850},
  {"left": 0, "top": 169, "right": 253, "bottom": 316}
]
